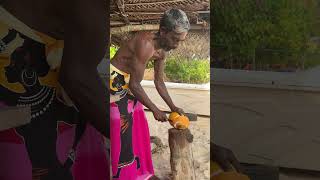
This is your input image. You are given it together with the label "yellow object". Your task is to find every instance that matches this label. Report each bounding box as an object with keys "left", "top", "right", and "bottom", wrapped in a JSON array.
[
  {"left": 109, "top": 64, "right": 131, "bottom": 103},
  {"left": 0, "top": 6, "right": 75, "bottom": 119},
  {"left": 211, "top": 161, "right": 250, "bottom": 180},
  {"left": 169, "top": 112, "right": 190, "bottom": 129},
  {"left": 212, "top": 172, "right": 250, "bottom": 180},
  {"left": 0, "top": 7, "right": 63, "bottom": 92},
  {"left": 109, "top": 64, "right": 130, "bottom": 92},
  {"left": 211, "top": 161, "right": 224, "bottom": 175}
]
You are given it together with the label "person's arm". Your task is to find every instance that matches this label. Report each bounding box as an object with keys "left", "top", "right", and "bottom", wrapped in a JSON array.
[
  {"left": 129, "top": 61, "right": 167, "bottom": 122},
  {"left": 128, "top": 38, "right": 167, "bottom": 122},
  {"left": 59, "top": 0, "right": 108, "bottom": 138},
  {"left": 154, "top": 58, "right": 184, "bottom": 114},
  {"left": 129, "top": 62, "right": 155, "bottom": 110}
]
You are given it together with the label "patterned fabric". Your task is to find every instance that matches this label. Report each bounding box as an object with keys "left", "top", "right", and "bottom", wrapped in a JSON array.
[
  {"left": 110, "top": 64, "right": 130, "bottom": 103},
  {"left": 0, "top": 6, "right": 109, "bottom": 180},
  {"left": 110, "top": 64, "right": 154, "bottom": 179}
]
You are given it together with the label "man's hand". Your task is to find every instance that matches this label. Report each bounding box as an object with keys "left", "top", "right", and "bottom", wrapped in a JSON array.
[
  {"left": 171, "top": 106, "right": 185, "bottom": 115},
  {"left": 152, "top": 109, "right": 168, "bottom": 122},
  {"left": 212, "top": 143, "right": 244, "bottom": 173}
]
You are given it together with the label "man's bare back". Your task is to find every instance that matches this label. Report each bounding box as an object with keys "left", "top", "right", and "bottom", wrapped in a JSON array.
[{"left": 111, "top": 31, "right": 165, "bottom": 78}]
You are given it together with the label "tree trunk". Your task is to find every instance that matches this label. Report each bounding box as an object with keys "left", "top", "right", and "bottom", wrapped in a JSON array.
[
  {"left": 253, "top": 48, "right": 256, "bottom": 70},
  {"left": 168, "top": 128, "right": 195, "bottom": 180},
  {"left": 301, "top": 54, "right": 305, "bottom": 70}
]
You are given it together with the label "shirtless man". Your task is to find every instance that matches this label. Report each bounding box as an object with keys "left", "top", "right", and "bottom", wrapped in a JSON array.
[
  {"left": 111, "top": 9, "right": 189, "bottom": 121},
  {"left": 110, "top": 9, "right": 190, "bottom": 179}
]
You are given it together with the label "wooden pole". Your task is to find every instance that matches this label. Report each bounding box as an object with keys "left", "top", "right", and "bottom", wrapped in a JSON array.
[
  {"left": 168, "top": 128, "right": 195, "bottom": 180},
  {"left": 111, "top": 24, "right": 209, "bottom": 34}
]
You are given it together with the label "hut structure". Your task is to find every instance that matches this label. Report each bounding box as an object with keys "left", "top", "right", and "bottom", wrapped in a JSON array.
[{"left": 110, "top": 0, "right": 210, "bottom": 59}]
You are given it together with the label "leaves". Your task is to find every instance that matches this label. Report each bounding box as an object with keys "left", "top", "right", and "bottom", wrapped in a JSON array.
[
  {"left": 110, "top": 45, "right": 118, "bottom": 60},
  {"left": 212, "top": 0, "right": 319, "bottom": 69},
  {"left": 165, "top": 57, "right": 210, "bottom": 84}
]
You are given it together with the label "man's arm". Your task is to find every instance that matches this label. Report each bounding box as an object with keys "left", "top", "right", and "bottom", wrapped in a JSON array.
[
  {"left": 59, "top": 0, "right": 108, "bottom": 138},
  {"left": 129, "top": 62, "right": 168, "bottom": 122},
  {"left": 129, "top": 62, "right": 157, "bottom": 112},
  {"left": 154, "top": 58, "right": 183, "bottom": 114},
  {"left": 128, "top": 37, "right": 168, "bottom": 121}
]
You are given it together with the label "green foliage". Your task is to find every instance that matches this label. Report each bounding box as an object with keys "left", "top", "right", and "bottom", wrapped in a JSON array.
[
  {"left": 212, "top": 0, "right": 319, "bottom": 69},
  {"left": 303, "top": 53, "right": 320, "bottom": 69},
  {"left": 110, "top": 45, "right": 118, "bottom": 59},
  {"left": 164, "top": 57, "right": 210, "bottom": 84},
  {"left": 109, "top": 44, "right": 208, "bottom": 84},
  {"left": 146, "top": 60, "right": 154, "bottom": 69}
]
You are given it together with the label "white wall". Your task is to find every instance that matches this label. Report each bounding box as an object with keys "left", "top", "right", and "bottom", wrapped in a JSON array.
[
  {"left": 212, "top": 67, "right": 320, "bottom": 92},
  {"left": 212, "top": 68, "right": 320, "bottom": 171}
]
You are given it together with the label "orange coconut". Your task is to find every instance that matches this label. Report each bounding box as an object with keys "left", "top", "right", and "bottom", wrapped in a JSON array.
[{"left": 169, "top": 112, "right": 190, "bottom": 129}]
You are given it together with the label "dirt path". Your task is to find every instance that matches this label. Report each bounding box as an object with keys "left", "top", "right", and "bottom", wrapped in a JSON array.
[{"left": 146, "top": 112, "right": 210, "bottom": 180}]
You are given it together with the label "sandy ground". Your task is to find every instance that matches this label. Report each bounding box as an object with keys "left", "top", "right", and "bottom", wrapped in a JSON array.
[
  {"left": 141, "top": 76, "right": 210, "bottom": 179},
  {"left": 142, "top": 72, "right": 320, "bottom": 179},
  {"left": 145, "top": 112, "right": 210, "bottom": 180},
  {"left": 212, "top": 84, "right": 320, "bottom": 180}
]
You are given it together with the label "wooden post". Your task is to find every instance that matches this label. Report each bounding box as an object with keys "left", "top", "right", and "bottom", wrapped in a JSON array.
[
  {"left": 168, "top": 128, "right": 195, "bottom": 180},
  {"left": 111, "top": 24, "right": 209, "bottom": 34}
]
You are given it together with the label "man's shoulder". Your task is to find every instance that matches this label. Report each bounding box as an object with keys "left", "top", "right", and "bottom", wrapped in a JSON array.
[
  {"left": 135, "top": 31, "right": 153, "bottom": 36},
  {"left": 132, "top": 32, "right": 155, "bottom": 49},
  {"left": 128, "top": 32, "right": 156, "bottom": 60},
  {"left": 133, "top": 31, "right": 154, "bottom": 42}
]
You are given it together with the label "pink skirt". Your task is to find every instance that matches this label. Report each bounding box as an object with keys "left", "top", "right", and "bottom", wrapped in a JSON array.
[
  {"left": 0, "top": 106, "right": 109, "bottom": 180},
  {"left": 110, "top": 100, "right": 154, "bottom": 180}
]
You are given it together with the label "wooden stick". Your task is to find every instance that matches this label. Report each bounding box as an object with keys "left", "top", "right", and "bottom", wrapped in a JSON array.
[
  {"left": 111, "top": 24, "right": 209, "bottom": 34},
  {"left": 169, "top": 128, "right": 195, "bottom": 180}
]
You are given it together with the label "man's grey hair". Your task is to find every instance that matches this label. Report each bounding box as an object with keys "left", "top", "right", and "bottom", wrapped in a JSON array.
[{"left": 160, "top": 9, "right": 190, "bottom": 33}]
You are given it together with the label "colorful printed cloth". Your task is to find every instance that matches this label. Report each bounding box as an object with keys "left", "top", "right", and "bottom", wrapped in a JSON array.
[
  {"left": 0, "top": 6, "right": 109, "bottom": 180},
  {"left": 110, "top": 64, "right": 154, "bottom": 179}
]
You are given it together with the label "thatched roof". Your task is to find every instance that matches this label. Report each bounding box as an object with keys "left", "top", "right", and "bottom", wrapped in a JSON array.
[{"left": 110, "top": 0, "right": 210, "bottom": 29}]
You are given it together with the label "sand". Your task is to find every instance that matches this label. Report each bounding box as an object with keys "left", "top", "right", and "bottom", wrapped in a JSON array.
[{"left": 145, "top": 112, "right": 210, "bottom": 180}]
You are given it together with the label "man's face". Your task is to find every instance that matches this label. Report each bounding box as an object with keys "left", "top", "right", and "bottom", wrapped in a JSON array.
[{"left": 160, "top": 29, "right": 188, "bottom": 51}]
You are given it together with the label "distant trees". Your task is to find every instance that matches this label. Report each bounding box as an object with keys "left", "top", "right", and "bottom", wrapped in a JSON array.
[{"left": 212, "top": 0, "right": 319, "bottom": 70}]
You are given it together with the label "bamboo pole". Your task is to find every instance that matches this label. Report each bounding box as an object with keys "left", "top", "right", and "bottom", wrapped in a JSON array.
[{"left": 111, "top": 24, "right": 209, "bottom": 34}]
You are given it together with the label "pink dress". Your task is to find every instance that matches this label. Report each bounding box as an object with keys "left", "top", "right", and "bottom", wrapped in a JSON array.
[
  {"left": 110, "top": 64, "right": 154, "bottom": 179},
  {"left": 110, "top": 101, "right": 154, "bottom": 180}
]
